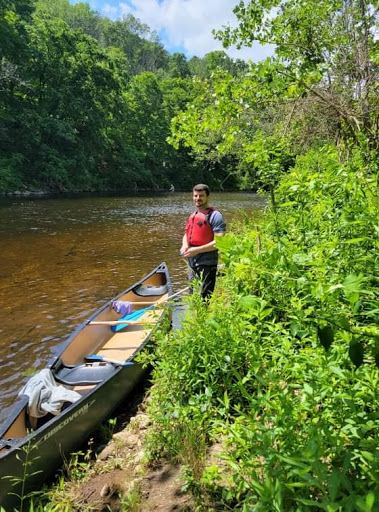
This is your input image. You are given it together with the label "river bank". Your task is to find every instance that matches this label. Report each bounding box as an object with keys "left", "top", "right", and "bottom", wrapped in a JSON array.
[
  {"left": 1, "top": 187, "right": 249, "bottom": 199},
  {"left": 48, "top": 391, "right": 195, "bottom": 511},
  {"left": 0, "top": 188, "right": 169, "bottom": 198}
]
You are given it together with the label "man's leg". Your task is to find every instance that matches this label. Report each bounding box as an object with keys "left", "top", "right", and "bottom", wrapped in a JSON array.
[
  {"left": 188, "top": 265, "right": 201, "bottom": 295},
  {"left": 188, "top": 266, "right": 195, "bottom": 294},
  {"left": 199, "top": 265, "right": 217, "bottom": 301}
]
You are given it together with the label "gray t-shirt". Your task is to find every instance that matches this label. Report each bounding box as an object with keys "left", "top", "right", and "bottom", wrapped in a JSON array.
[{"left": 189, "top": 209, "right": 226, "bottom": 267}]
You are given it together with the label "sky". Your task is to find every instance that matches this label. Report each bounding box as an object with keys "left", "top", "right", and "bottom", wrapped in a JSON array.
[{"left": 69, "top": 0, "right": 273, "bottom": 62}]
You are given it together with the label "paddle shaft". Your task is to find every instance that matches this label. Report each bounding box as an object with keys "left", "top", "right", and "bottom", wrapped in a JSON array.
[
  {"left": 122, "top": 286, "right": 189, "bottom": 307},
  {"left": 90, "top": 319, "right": 150, "bottom": 326},
  {"left": 86, "top": 355, "right": 133, "bottom": 366},
  {"left": 89, "top": 286, "right": 189, "bottom": 326}
]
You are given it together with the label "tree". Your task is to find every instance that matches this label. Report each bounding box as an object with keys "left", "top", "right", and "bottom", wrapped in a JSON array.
[
  {"left": 217, "top": 0, "right": 379, "bottom": 150},
  {"left": 0, "top": 0, "right": 239, "bottom": 192},
  {"left": 169, "top": 0, "right": 379, "bottom": 195},
  {"left": 35, "top": 0, "right": 103, "bottom": 40},
  {"left": 188, "top": 50, "right": 248, "bottom": 78},
  {"left": 0, "top": 0, "right": 34, "bottom": 60},
  {"left": 168, "top": 52, "right": 191, "bottom": 78},
  {"left": 124, "top": 73, "right": 170, "bottom": 188},
  {"left": 0, "top": 0, "right": 35, "bottom": 189},
  {"left": 98, "top": 14, "right": 169, "bottom": 75},
  {"left": 11, "top": 14, "right": 131, "bottom": 190}
]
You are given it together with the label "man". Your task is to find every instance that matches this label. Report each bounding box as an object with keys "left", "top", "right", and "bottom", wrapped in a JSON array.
[{"left": 180, "top": 184, "right": 226, "bottom": 300}]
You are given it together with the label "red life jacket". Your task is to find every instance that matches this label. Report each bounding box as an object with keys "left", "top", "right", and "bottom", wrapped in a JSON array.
[{"left": 185, "top": 207, "right": 216, "bottom": 246}]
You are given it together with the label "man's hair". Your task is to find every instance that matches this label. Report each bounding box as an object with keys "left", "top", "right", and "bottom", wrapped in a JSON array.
[{"left": 193, "top": 184, "right": 210, "bottom": 196}]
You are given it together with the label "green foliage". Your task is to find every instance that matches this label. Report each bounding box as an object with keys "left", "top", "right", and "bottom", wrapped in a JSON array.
[
  {"left": 1, "top": 0, "right": 249, "bottom": 193},
  {"left": 170, "top": 0, "right": 379, "bottom": 191},
  {"left": 188, "top": 50, "right": 248, "bottom": 79},
  {"left": 60, "top": 449, "right": 92, "bottom": 482},
  {"left": 28, "top": 449, "right": 93, "bottom": 512},
  {"left": 0, "top": 0, "right": 34, "bottom": 61},
  {"left": 2, "top": 442, "right": 43, "bottom": 512},
  {"left": 219, "top": 0, "right": 379, "bottom": 148},
  {"left": 144, "top": 146, "right": 379, "bottom": 510},
  {"left": 168, "top": 52, "right": 191, "bottom": 79},
  {"left": 35, "top": 0, "right": 102, "bottom": 40},
  {"left": 97, "top": 12, "right": 169, "bottom": 75},
  {"left": 3, "top": 0, "right": 378, "bottom": 193},
  {"left": 169, "top": 62, "right": 300, "bottom": 191}
]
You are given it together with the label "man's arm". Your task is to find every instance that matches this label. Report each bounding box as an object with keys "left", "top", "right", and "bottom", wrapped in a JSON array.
[
  {"left": 180, "top": 233, "right": 189, "bottom": 255},
  {"left": 182, "top": 232, "right": 224, "bottom": 258}
]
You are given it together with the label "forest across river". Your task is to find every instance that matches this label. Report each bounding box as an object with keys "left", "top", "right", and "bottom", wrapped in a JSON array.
[{"left": 0, "top": 192, "right": 265, "bottom": 425}]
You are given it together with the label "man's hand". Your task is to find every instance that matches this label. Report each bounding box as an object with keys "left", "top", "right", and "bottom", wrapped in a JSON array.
[
  {"left": 180, "top": 244, "right": 189, "bottom": 256},
  {"left": 181, "top": 240, "right": 218, "bottom": 259},
  {"left": 181, "top": 246, "right": 201, "bottom": 258}
]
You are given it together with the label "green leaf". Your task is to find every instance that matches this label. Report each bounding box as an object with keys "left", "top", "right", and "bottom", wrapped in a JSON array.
[
  {"left": 349, "top": 340, "right": 364, "bottom": 368},
  {"left": 343, "top": 237, "right": 369, "bottom": 244},
  {"left": 317, "top": 324, "right": 334, "bottom": 351},
  {"left": 356, "top": 492, "right": 376, "bottom": 512},
  {"left": 328, "top": 365, "right": 346, "bottom": 378},
  {"left": 327, "top": 469, "right": 342, "bottom": 501},
  {"left": 285, "top": 482, "right": 309, "bottom": 488},
  {"left": 297, "top": 498, "right": 326, "bottom": 509},
  {"left": 239, "top": 295, "right": 260, "bottom": 310},
  {"left": 290, "top": 322, "right": 300, "bottom": 337},
  {"left": 366, "top": 493, "right": 375, "bottom": 510},
  {"left": 342, "top": 274, "right": 365, "bottom": 304},
  {"left": 360, "top": 451, "right": 374, "bottom": 462},
  {"left": 303, "top": 382, "right": 314, "bottom": 396},
  {"left": 292, "top": 253, "right": 313, "bottom": 265}
]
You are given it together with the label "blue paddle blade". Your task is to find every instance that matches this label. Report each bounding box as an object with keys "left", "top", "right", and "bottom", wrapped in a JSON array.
[{"left": 111, "top": 305, "right": 154, "bottom": 332}]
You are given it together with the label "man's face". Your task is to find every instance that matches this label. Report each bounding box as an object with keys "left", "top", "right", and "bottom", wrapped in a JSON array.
[{"left": 193, "top": 190, "right": 209, "bottom": 209}]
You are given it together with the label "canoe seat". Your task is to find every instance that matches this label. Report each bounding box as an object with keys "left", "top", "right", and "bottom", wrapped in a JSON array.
[
  {"left": 54, "top": 362, "right": 117, "bottom": 386},
  {"left": 133, "top": 284, "right": 168, "bottom": 296}
]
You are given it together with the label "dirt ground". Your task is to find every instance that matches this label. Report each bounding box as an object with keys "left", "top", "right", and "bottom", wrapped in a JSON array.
[
  {"left": 75, "top": 412, "right": 193, "bottom": 512},
  {"left": 65, "top": 390, "right": 195, "bottom": 512}
]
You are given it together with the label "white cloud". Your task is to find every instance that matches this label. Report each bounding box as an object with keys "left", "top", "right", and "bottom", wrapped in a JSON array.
[
  {"left": 103, "top": 3, "right": 119, "bottom": 18},
  {"left": 109, "top": 0, "right": 274, "bottom": 62}
]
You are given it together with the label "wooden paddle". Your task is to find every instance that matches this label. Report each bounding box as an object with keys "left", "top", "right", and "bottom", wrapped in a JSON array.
[
  {"left": 89, "top": 286, "right": 189, "bottom": 327},
  {"left": 129, "top": 286, "right": 186, "bottom": 305},
  {"left": 121, "top": 285, "right": 190, "bottom": 306},
  {"left": 85, "top": 355, "right": 133, "bottom": 366},
  {"left": 127, "top": 285, "right": 189, "bottom": 309},
  {"left": 89, "top": 318, "right": 152, "bottom": 326},
  {"left": 153, "top": 286, "right": 189, "bottom": 304}
]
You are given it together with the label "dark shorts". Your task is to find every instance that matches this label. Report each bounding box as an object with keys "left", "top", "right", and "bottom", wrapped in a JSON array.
[{"left": 188, "top": 264, "right": 218, "bottom": 301}]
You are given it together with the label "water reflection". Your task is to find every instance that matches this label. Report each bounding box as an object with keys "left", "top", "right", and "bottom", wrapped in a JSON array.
[{"left": 0, "top": 192, "right": 265, "bottom": 423}]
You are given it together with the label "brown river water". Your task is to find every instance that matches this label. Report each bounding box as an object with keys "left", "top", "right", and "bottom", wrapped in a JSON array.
[{"left": 0, "top": 192, "right": 265, "bottom": 425}]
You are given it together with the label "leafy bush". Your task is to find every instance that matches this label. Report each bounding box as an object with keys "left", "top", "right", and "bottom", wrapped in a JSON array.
[{"left": 145, "top": 146, "right": 379, "bottom": 510}]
